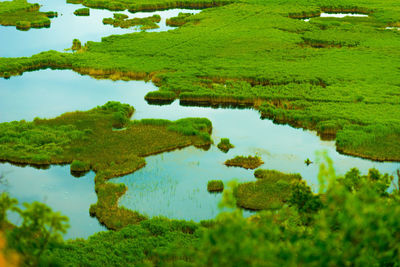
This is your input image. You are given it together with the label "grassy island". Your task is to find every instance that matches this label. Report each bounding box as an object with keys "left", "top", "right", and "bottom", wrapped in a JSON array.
[
  {"left": 103, "top": 13, "right": 160, "bottom": 30},
  {"left": 0, "top": 0, "right": 57, "bottom": 30},
  {"left": 224, "top": 155, "right": 263, "bottom": 169},
  {"left": 235, "top": 169, "right": 302, "bottom": 210},
  {"left": 217, "top": 138, "right": 234, "bottom": 153},
  {"left": 1, "top": 0, "right": 400, "bottom": 161},
  {"left": 207, "top": 180, "right": 224, "bottom": 192},
  {"left": 0, "top": 101, "right": 212, "bottom": 229},
  {"left": 74, "top": 7, "right": 90, "bottom": 16}
]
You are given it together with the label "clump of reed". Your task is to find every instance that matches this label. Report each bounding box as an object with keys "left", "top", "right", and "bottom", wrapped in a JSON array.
[
  {"left": 207, "top": 180, "right": 224, "bottom": 192},
  {"left": 224, "top": 155, "right": 263, "bottom": 169},
  {"left": 74, "top": 8, "right": 90, "bottom": 16},
  {"left": 217, "top": 138, "right": 234, "bottom": 153}
]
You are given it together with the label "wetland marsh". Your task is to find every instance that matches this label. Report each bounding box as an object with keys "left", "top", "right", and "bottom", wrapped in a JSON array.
[{"left": 1, "top": 0, "right": 400, "bottom": 265}]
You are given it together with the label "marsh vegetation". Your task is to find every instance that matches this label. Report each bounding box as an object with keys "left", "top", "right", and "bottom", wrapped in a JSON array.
[
  {"left": 224, "top": 155, "right": 264, "bottom": 169},
  {"left": 0, "top": 0, "right": 56, "bottom": 30}
]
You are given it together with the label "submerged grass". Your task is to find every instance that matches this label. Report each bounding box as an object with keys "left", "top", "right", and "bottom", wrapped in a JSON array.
[
  {"left": 0, "top": 101, "right": 212, "bottom": 229},
  {"left": 235, "top": 169, "right": 302, "bottom": 210},
  {"left": 1, "top": 0, "right": 400, "bottom": 161}
]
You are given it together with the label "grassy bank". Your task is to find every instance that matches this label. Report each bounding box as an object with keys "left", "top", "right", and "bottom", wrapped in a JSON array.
[
  {"left": 1, "top": 0, "right": 400, "bottom": 161},
  {"left": 0, "top": 102, "right": 213, "bottom": 229},
  {"left": 0, "top": 0, "right": 57, "bottom": 30}
]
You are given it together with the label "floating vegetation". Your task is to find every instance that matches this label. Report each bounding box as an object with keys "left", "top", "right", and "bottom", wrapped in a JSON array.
[
  {"left": 73, "top": 8, "right": 90, "bottom": 16},
  {"left": 207, "top": 180, "right": 224, "bottom": 192},
  {"left": 0, "top": 0, "right": 56, "bottom": 30},
  {"left": 235, "top": 169, "right": 302, "bottom": 210},
  {"left": 103, "top": 14, "right": 161, "bottom": 30},
  {"left": 217, "top": 138, "right": 234, "bottom": 153},
  {"left": 166, "top": 12, "right": 193, "bottom": 27},
  {"left": 224, "top": 155, "right": 263, "bottom": 169}
]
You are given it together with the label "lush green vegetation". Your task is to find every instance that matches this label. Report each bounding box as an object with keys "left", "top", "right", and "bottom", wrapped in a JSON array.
[
  {"left": 0, "top": 102, "right": 212, "bottom": 229},
  {"left": 0, "top": 193, "right": 69, "bottom": 266},
  {"left": 103, "top": 13, "right": 161, "bottom": 30},
  {"left": 207, "top": 180, "right": 224, "bottom": 192},
  {"left": 166, "top": 12, "right": 193, "bottom": 26},
  {"left": 73, "top": 7, "right": 90, "bottom": 16},
  {"left": 0, "top": 0, "right": 57, "bottom": 30},
  {"left": 224, "top": 155, "right": 263, "bottom": 169},
  {"left": 66, "top": 0, "right": 231, "bottom": 12},
  {"left": 236, "top": 169, "right": 302, "bottom": 210},
  {"left": 2, "top": 162, "right": 399, "bottom": 266},
  {"left": 217, "top": 138, "right": 234, "bottom": 153},
  {"left": 2, "top": 0, "right": 400, "bottom": 160}
]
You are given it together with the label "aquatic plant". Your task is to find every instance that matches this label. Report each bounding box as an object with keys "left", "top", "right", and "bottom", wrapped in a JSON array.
[
  {"left": 224, "top": 155, "right": 263, "bottom": 169},
  {"left": 103, "top": 14, "right": 160, "bottom": 30},
  {"left": 0, "top": 0, "right": 56, "bottom": 30},
  {"left": 217, "top": 138, "right": 234, "bottom": 153},
  {"left": 73, "top": 8, "right": 90, "bottom": 16},
  {"left": 207, "top": 180, "right": 224, "bottom": 192},
  {"left": 235, "top": 169, "right": 302, "bottom": 210}
]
